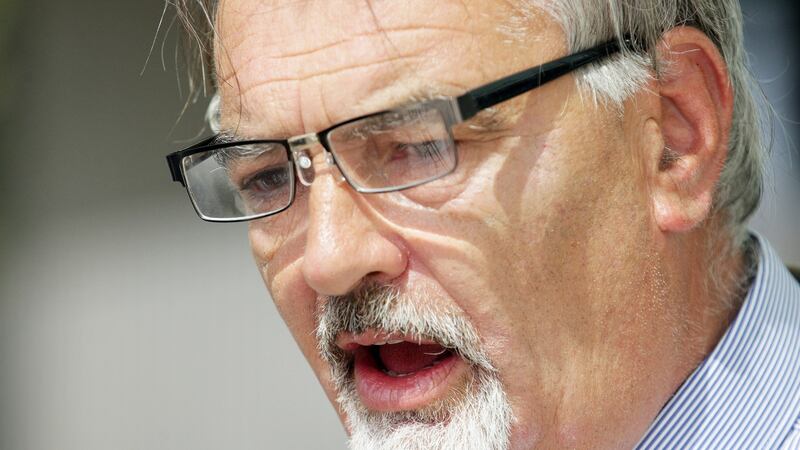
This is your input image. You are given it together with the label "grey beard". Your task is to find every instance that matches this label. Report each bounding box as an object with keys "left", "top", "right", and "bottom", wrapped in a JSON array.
[{"left": 315, "top": 283, "right": 513, "bottom": 450}]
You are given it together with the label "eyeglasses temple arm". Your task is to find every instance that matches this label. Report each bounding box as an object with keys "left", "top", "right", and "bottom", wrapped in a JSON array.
[
  {"left": 166, "top": 135, "right": 219, "bottom": 186},
  {"left": 455, "top": 38, "right": 628, "bottom": 121},
  {"left": 166, "top": 154, "right": 185, "bottom": 185}
]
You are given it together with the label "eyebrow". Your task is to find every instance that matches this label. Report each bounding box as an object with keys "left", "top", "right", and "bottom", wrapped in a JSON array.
[
  {"left": 214, "top": 131, "right": 247, "bottom": 144},
  {"left": 212, "top": 130, "right": 269, "bottom": 148},
  {"left": 379, "top": 88, "right": 516, "bottom": 134},
  {"left": 463, "top": 106, "right": 515, "bottom": 135},
  {"left": 209, "top": 133, "right": 280, "bottom": 169},
  {"left": 216, "top": 84, "right": 515, "bottom": 143}
]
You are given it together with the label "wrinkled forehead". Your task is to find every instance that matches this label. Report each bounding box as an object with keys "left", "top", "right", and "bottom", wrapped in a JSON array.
[{"left": 214, "top": 0, "right": 563, "bottom": 137}]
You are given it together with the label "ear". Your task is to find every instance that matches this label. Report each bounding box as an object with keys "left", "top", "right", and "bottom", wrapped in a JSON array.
[{"left": 645, "top": 26, "right": 734, "bottom": 233}]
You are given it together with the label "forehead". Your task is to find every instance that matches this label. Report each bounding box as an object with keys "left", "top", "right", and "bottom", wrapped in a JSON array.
[{"left": 214, "top": 0, "right": 563, "bottom": 137}]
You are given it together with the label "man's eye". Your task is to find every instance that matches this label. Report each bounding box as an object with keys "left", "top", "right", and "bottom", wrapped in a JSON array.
[
  {"left": 241, "top": 166, "right": 290, "bottom": 194},
  {"left": 392, "top": 140, "right": 447, "bottom": 163}
]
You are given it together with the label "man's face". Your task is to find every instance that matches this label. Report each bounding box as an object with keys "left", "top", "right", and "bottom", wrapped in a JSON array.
[{"left": 215, "top": 0, "right": 689, "bottom": 447}]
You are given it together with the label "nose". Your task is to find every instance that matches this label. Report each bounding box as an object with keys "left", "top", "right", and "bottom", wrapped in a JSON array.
[{"left": 300, "top": 149, "right": 408, "bottom": 296}]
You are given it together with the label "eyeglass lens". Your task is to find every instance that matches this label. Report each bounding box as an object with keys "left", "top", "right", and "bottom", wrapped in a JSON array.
[
  {"left": 182, "top": 142, "right": 293, "bottom": 221},
  {"left": 180, "top": 103, "right": 458, "bottom": 220},
  {"left": 326, "top": 104, "right": 457, "bottom": 191}
]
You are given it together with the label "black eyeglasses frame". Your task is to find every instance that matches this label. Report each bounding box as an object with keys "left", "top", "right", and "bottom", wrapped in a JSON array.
[{"left": 166, "top": 37, "right": 630, "bottom": 222}]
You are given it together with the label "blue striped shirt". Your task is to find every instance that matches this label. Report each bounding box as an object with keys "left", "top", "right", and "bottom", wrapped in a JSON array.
[{"left": 636, "top": 235, "right": 800, "bottom": 449}]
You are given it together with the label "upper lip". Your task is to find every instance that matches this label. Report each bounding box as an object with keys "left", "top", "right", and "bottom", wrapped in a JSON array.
[{"left": 335, "top": 329, "right": 439, "bottom": 352}]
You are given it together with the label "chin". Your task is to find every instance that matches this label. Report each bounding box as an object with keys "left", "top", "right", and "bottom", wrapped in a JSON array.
[{"left": 315, "top": 284, "right": 515, "bottom": 450}]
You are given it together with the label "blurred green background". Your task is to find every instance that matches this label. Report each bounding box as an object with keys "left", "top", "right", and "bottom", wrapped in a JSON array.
[{"left": 0, "top": 1, "right": 797, "bottom": 450}]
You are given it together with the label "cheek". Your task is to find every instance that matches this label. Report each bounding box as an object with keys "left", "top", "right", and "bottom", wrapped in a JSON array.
[
  {"left": 256, "top": 253, "right": 339, "bottom": 400},
  {"left": 388, "top": 150, "right": 542, "bottom": 361},
  {"left": 248, "top": 210, "right": 319, "bottom": 359},
  {"left": 266, "top": 259, "right": 315, "bottom": 334},
  {"left": 248, "top": 184, "right": 311, "bottom": 257},
  {"left": 399, "top": 116, "right": 647, "bottom": 404},
  {"left": 263, "top": 259, "right": 345, "bottom": 415}
]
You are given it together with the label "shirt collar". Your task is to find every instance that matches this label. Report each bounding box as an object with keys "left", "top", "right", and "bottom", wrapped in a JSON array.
[{"left": 636, "top": 234, "right": 800, "bottom": 449}]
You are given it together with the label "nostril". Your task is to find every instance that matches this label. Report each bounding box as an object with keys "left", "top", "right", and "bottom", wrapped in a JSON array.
[{"left": 365, "top": 267, "right": 407, "bottom": 287}]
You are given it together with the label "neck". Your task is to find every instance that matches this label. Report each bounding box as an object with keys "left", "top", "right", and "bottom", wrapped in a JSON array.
[{"left": 678, "top": 221, "right": 754, "bottom": 372}]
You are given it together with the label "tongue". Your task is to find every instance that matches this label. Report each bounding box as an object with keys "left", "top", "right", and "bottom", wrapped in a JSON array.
[{"left": 378, "top": 342, "right": 447, "bottom": 374}]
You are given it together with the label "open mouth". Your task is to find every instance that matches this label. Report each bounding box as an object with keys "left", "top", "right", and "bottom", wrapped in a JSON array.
[{"left": 336, "top": 331, "right": 469, "bottom": 412}]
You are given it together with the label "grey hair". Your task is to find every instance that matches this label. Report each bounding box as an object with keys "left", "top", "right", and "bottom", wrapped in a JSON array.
[
  {"left": 166, "top": 0, "right": 767, "bottom": 247},
  {"left": 162, "top": 0, "right": 219, "bottom": 113},
  {"left": 316, "top": 283, "right": 512, "bottom": 450}
]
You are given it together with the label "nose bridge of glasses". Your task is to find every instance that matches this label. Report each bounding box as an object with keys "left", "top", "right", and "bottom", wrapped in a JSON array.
[{"left": 287, "top": 133, "right": 336, "bottom": 187}]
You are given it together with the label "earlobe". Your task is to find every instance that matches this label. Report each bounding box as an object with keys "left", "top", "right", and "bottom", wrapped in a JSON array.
[{"left": 648, "top": 26, "right": 734, "bottom": 234}]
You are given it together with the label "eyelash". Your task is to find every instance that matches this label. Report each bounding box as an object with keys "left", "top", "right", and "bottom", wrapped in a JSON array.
[
  {"left": 240, "top": 167, "right": 290, "bottom": 193},
  {"left": 395, "top": 140, "right": 446, "bottom": 162}
]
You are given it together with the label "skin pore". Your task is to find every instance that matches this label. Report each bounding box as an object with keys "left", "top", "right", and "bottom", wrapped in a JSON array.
[{"left": 214, "top": 0, "right": 744, "bottom": 448}]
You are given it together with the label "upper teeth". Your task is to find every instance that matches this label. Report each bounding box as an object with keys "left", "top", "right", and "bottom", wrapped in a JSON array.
[{"left": 372, "top": 339, "right": 404, "bottom": 346}]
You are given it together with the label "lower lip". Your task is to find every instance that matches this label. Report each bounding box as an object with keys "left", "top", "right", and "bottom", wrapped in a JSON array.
[{"left": 353, "top": 346, "right": 467, "bottom": 412}]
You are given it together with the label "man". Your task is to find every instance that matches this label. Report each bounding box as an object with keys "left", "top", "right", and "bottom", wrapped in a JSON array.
[{"left": 165, "top": 0, "right": 800, "bottom": 448}]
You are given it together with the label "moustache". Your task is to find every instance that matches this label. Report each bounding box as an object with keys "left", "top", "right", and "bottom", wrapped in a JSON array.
[{"left": 315, "top": 282, "right": 495, "bottom": 375}]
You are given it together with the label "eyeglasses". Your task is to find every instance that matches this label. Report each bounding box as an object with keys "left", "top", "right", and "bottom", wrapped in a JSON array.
[{"left": 166, "top": 38, "right": 627, "bottom": 222}]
